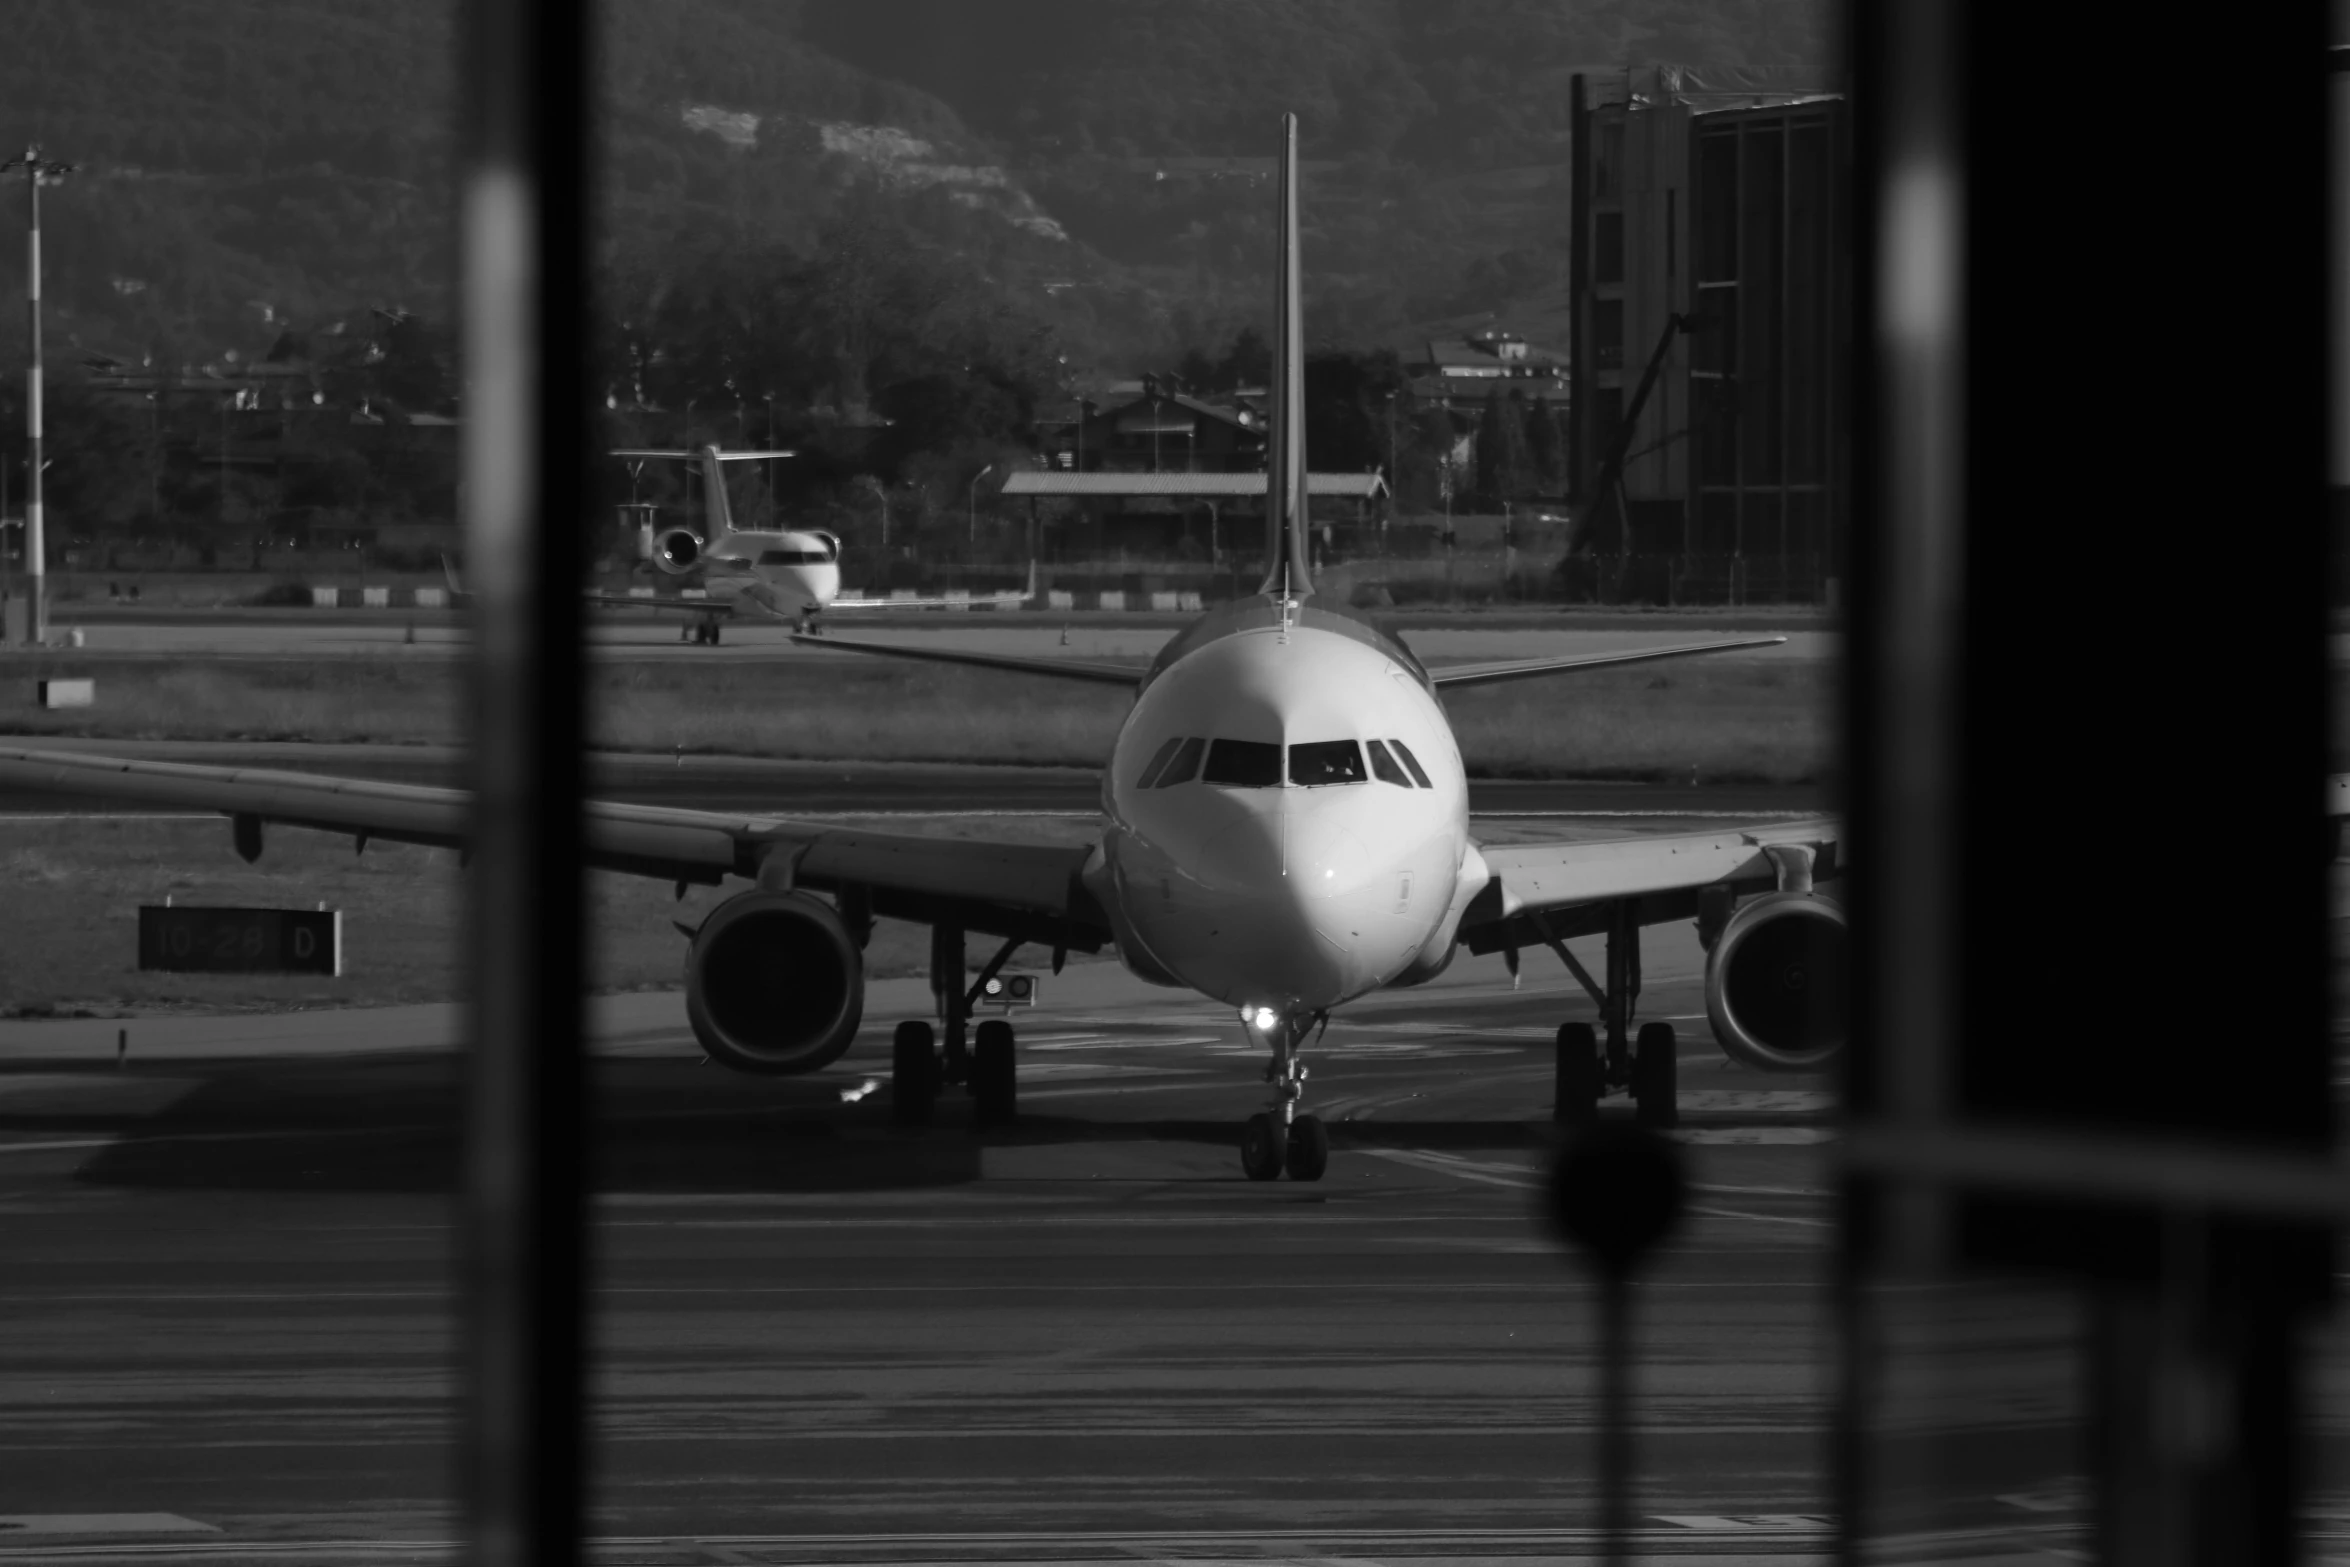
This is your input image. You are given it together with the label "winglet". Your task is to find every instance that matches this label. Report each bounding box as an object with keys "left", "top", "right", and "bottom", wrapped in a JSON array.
[
  {"left": 1255, "top": 111, "right": 1313, "bottom": 602},
  {"left": 439, "top": 553, "right": 469, "bottom": 604}
]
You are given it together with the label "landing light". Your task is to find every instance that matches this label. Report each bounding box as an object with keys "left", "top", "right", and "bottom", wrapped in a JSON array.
[{"left": 1247, "top": 1005, "right": 1280, "bottom": 1032}]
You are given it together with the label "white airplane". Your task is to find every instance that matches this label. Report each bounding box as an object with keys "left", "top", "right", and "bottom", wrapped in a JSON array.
[
  {"left": 599, "top": 445, "right": 1033, "bottom": 642},
  {"left": 0, "top": 113, "right": 1844, "bottom": 1181}
]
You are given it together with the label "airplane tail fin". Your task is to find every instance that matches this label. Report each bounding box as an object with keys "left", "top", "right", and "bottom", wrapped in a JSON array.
[
  {"left": 608, "top": 446, "right": 795, "bottom": 538},
  {"left": 700, "top": 445, "right": 735, "bottom": 537},
  {"left": 1255, "top": 111, "right": 1314, "bottom": 601}
]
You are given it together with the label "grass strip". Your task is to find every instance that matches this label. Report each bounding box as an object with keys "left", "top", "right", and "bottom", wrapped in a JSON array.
[{"left": 1, "top": 654, "right": 1832, "bottom": 784}]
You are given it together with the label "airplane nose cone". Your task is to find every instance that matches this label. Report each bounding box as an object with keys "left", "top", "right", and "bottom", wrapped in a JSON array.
[{"left": 1199, "top": 809, "right": 1372, "bottom": 898}]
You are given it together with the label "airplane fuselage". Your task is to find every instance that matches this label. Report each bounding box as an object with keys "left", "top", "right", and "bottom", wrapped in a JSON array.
[
  {"left": 1091, "top": 594, "right": 1483, "bottom": 1018},
  {"left": 695, "top": 529, "right": 843, "bottom": 618}
]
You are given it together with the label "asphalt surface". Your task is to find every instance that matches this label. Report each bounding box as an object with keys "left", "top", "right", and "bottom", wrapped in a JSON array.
[
  {"left": 0, "top": 942, "right": 2122, "bottom": 1566},
  {"left": 0, "top": 741, "right": 1828, "bottom": 821},
  {"left": 0, "top": 616, "right": 2100, "bottom": 1566}
]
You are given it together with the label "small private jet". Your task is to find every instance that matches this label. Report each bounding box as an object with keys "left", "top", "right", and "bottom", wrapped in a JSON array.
[
  {"left": 601, "top": 446, "right": 1032, "bottom": 642},
  {"left": 0, "top": 114, "right": 1846, "bottom": 1181}
]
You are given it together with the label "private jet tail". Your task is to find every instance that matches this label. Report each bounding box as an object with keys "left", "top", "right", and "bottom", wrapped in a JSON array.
[
  {"left": 610, "top": 445, "right": 795, "bottom": 537},
  {"left": 1255, "top": 111, "right": 1314, "bottom": 603}
]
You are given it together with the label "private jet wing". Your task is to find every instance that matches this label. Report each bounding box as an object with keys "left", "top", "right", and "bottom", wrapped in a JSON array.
[
  {"left": 0, "top": 745, "right": 1112, "bottom": 953},
  {"left": 445, "top": 557, "right": 744, "bottom": 622},
  {"left": 581, "top": 586, "right": 746, "bottom": 618},
  {"left": 826, "top": 587, "right": 1035, "bottom": 612}
]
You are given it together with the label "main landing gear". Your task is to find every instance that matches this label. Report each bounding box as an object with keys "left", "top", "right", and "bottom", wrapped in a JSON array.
[
  {"left": 682, "top": 619, "right": 723, "bottom": 645},
  {"left": 1530, "top": 902, "right": 1678, "bottom": 1130},
  {"left": 891, "top": 922, "right": 1022, "bottom": 1129},
  {"left": 1240, "top": 1009, "right": 1330, "bottom": 1183}
]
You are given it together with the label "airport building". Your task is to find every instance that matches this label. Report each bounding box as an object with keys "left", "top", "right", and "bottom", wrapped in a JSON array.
[{"left": 1567, "top": 66, "right": 1847, "bottom": 603}]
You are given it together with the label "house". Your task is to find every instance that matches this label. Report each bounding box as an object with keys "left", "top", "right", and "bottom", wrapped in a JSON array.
[
  {"left": 1040, "top": 374, "right": 1267, "bottom": 475},
  {"left": 1407, "top": 330, "right": 1570, "bottom": 410}
]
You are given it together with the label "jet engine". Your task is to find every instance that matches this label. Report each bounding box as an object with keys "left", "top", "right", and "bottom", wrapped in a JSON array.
[
  {"left": 1702, "top": 890, "right": 1847, "bottom": 1073},
  {"left": 683, "top": 889, "right": 865, "bottom": 1075},
  {"left": 650, "top": 526, "right": 704, "bottom": 575}
]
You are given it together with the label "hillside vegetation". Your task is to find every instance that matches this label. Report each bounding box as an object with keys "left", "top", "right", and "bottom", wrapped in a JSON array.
[{"left": 3, "top": 0, "right": 1830, "bottom": 370}]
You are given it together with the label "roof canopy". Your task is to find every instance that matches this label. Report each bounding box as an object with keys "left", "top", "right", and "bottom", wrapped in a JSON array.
[{"left": 1002, "top": 472, "right": 1387, "bottom": 499}]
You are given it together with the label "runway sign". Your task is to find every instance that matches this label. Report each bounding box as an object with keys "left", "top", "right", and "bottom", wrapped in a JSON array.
[
  {"left": 37, "top": 678, "right": 93, "bottom": 708},
  {"left": 138, "top": 905, "right": 342, "bottom": 976}
]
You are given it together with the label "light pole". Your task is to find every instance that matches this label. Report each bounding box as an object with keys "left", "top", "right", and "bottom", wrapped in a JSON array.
[
  {"left": 4, "top": 145, "right": 73, "bottom": 645},
  {"left": 967, "top": 463, "right": 993, "bottom": 549},
  {"left": 863, "top": 474, "right": 888, "bottom": 550},
  {"left": 1382, "top": 388, "right": 1398, "bottom": 541},
  {"left": 762, "top": 394, "right": 776, "bottom": 527}
]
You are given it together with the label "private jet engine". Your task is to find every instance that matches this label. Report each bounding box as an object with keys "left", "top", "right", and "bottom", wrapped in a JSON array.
[
  {"left": 683, "top": 889, "right": 865, "bottom": 1074},
  {"left": 650, "top": 526, "right": 705, "bottom": 575},
  {"left": 1702, "top": 890, "right": 1847, "bottom": 1073}
]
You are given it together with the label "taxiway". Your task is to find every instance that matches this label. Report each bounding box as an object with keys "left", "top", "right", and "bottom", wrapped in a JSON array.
[{"left": 0, "top": 930, "right": 2091, "bottom": 1566}]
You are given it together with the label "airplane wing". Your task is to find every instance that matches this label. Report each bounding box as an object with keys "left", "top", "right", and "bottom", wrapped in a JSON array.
[
  {"left": 827, "top": 590, "right": 1032, "bottom": 611},
  {"left": 447, "top": 557, "right": 738, "bottom": 621},
  {"left": 1428, "top": 635, "right": 1788, "bottom": 688},
  {"left": 583, "top": 590, "right": 734, "bottom": 618},
  {"left": 1457, "top": 818, "right": 1843, "bottom": 954},
  {"left": 0, "top": 746, "right": 1111, "bottom": 949},
  {"left": 786, "top": 632, "right": 1147, "bottom": 686}
]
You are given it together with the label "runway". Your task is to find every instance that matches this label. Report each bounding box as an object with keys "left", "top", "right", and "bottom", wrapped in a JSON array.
[
  {"left": 0, "top": 740, "right": 1828, "bottom": 821},
  {"left": 0, "top": 942, "right": 2104, "bottom": 1565}
]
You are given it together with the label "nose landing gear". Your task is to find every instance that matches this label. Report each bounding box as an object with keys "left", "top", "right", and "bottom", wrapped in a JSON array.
[{"left": 1239, "top": 1009, "right": 1330, "bottom": 1182}]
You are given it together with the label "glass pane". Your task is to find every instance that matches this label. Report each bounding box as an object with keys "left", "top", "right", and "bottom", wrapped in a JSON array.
[
  {"left": 1288, "top": 740, "right": 1365, "bottom": 787},
  {"left": 1696, "top": 127, "right": 1741, "bottom": 282},
  {"left": 1203, "top": 739, "right": 1283, "bottom": 787},
  {"left": 1594, "top": 210, "right": 1625, "bottom": 286},
  {"left": 1387, "top": 739, "right": 1435, "bottom": 789},
  {"left": 1366, "top": 738, "right": 1412, "bottom": 787},
  {"left": 1593, "top": 297, "right": 1624, "bottom": 371},
  {"left": 1740, "top": 124, "right": 1785, "bottom": 486},
  {"left": 1135, "top": 736, "right": 1184, "bottom": 789},
  {"left": 1155, "top": 735, "right": 1205, "bottom": 787}
]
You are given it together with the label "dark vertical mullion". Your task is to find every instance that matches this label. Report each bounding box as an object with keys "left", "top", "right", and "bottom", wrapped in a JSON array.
[
  {"left": 1569, "top": 75, "right": 1589, "bottom": 508},
  {"left": 1733, "top": 122, "right": 1746, "bottom": 560},
  {"left": 1780, "top": 114, "right": 1793, "bottom": 560},
  {"left": 458, "top": 0, "right": 591, "bottom": 1562}
]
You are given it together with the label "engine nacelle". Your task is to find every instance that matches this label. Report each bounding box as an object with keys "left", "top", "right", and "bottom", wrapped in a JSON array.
[
  {"left": 650, "top": 526, "right": 704, "bottom": 575},
  {"left": 1703, "top": 890, "right": 1847, "bottom": 1073},
  {"left": 683, "top": 889, "right": 864, "bottom": 1075}
]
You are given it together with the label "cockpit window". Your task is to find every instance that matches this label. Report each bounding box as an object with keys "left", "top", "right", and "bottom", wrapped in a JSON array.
[
  {"left": 1288, "top": 740, "right": 1366, "bottom": 787},
  {"left": 1135, "top": 737, "right": 1185, "bottom": 790},
  {"left": 757, "top": 549, "right": 832, "bottom": 566},
  {"left": 1202, "top": 739, "right": 1283, "bottom": 787},
  {"left": 1387, "top": 737, "right": 1435, "bottom": 789},
  {"left": 1365, "top": 738, "right": 1413, "bottom": 787},
  {"left": 1154, "top": 736, "right": 1205, "bottom": 787}
]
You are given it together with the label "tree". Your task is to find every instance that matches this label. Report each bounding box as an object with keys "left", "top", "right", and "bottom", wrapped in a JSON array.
[
  {"left": 1525, "top": 398, "right": 1564, "bottom": 493},
  {"left": 1472, "top": 386, "right": 1535, "bottom": 508}
]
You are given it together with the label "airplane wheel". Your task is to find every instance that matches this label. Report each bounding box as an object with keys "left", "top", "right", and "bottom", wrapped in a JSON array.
[
  {"left": 891, "top": 1020, "right": 937, "bottom": 1125},
  {"left": 1633, "top": 1022, "right": 1679, "bottom": 1129},
  {"left": 1555, "top": 1022, "right": 1601, "bottom": 1124},
  {"left": 1241, "top": 1113, "right": 1285, "bottom": 1181},
  {"left": 973, "top": 1018, "right": 1017, "bottom": 1127},
  {"left": 1285, "top": 1114, "right": 1330, "bottom": 1182}
]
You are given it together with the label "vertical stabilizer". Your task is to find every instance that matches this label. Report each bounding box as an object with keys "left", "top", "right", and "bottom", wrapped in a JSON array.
[
  {"left": 697, "top": 444, "right": 736, "bottom": 536},
  {"left": 1256, "top": 112, "right": 1314, "bottom": 600}
]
